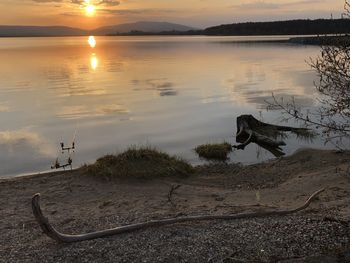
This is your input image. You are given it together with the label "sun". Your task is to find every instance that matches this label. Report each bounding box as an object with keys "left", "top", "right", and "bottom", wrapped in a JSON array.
[{"left": 85, "top": 4, "right": 96, "bottom": 17}]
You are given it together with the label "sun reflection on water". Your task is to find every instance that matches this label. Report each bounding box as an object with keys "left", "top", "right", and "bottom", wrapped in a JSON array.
[
  {"left": 90, "top": 53, "right": 98, "bottom": 70},
  {"left": 88, "top": 36, "right": 98, "bottom": 70},
  {"left": 88, "top": 36, "right": 96, "bottom": 48}
]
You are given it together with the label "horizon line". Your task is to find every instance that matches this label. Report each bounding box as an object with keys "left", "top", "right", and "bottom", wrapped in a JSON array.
[{"left": 0, "top": 17, "right": 344, "bottom": 31}]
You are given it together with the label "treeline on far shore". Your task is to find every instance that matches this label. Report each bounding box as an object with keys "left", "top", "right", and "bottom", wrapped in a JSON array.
[
  {"left": 204, "top": 19, "right": 350, "bottom": 36},
  {"left": 108, "top": 19, "right": 350, "bottom": 36}
]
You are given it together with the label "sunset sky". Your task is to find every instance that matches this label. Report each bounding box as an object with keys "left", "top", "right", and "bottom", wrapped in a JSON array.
[{"left": 0, "top": 0, "right": 345, "bottom": 29}]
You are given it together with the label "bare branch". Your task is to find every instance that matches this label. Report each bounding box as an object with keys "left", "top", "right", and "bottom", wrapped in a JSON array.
[
  {"left": 167, "top": 184, "right": 181, "bottom": 206},
  {"left": 32, "top": 189, "right": 325, "bottom": 243},
  {"left": 266, "top": 2, "right": 350, "bottom": 150}
]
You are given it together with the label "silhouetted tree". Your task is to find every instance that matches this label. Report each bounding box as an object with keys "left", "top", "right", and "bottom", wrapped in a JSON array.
[{"left": 268, "top": 1, "right": 350, "bottom": 150}]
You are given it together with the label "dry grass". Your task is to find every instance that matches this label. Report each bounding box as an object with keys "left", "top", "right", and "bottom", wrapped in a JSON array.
[
  {"left": 84, "top": 146, "right": 194, "bottom": 180},
  {"left": 195, "top": 142, "right": 232, "bottom": 161}
]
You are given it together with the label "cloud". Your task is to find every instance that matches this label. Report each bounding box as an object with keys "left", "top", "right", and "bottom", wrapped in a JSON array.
[
  {"left": 0, "top": 129, "right": 56, "bottom": 176},
  {"left": 231, "top": 0, "right": 322, "bottom": 11},
  {"left": 233, "top": 1, "right": 279, "bottom": 10},
  {"left": 0, "top": 104, "right": 10, "bottom": 112},
  {"left": 97, "top": 0, "right": 120, "bottom": 7},
  {"left": 32, "top": 0, "right": 120, "bottom": 6},
  {"left": 100, "top": 8, "right": 177, "bottom": 15},
  {"left": 32, "top": 0, "right": 63, "bottom": 2},
  {"left": 70, "top": 0, "right": 84, "bottom": 4},
  {"left": 70, "top": 0, "right": 120, "bottom": 6},
  {"left": 0, "top": 129, "right": 55, "bottom": 157}
]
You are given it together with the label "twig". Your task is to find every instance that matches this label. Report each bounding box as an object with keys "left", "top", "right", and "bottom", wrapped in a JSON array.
[
  {"left": 32, "top": 189, "right": 325, "bottom": 243},
  {"left": 167, "top": 184, "right": 181, "bottom": 206}
]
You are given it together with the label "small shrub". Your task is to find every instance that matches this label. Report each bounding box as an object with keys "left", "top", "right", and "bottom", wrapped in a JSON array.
[
  {"left": 85, "top": 146, "right": 194, "bottom": 180},
  {"left": 195, "top": 142, "right": 232, "bottom": 161}
]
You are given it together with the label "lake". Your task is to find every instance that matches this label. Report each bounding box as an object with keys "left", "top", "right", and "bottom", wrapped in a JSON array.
[{"left": 0, "top": 36, "right": 330, "bottom": 177}]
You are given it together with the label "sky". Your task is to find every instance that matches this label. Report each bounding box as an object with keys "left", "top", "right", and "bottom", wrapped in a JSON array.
[{"left": 0, "top": 0, "right": 346, "bottom": 29}]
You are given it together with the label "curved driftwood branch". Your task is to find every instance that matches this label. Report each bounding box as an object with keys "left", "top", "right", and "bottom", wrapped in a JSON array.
[{"left": 32, "top": 189, "right": 324, "bottom": 243}]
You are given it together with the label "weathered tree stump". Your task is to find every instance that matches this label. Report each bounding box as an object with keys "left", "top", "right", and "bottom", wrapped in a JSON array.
[{"left": 234, "top": 115, "right": 314, "bottom": 157}]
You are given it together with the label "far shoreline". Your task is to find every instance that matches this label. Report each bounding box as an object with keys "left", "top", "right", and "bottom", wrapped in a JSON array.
[
  {"left": 0, "top": 147, "right": 345, "bottom": 181},
  {"left": 0, "top": 34, "right": 348, "bottom": 46}
]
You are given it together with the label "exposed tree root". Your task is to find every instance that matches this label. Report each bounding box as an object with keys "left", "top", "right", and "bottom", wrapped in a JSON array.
[
  {"left": 233, "top": 115, "right": 314, "bottom": 157},
  {"left": 32, "top": 189, "right": 324, "bottom": 243}
]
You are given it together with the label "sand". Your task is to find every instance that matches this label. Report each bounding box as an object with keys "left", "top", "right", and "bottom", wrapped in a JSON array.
[{"left": 1, "top": 149, "right": 350, "bottom": 262}]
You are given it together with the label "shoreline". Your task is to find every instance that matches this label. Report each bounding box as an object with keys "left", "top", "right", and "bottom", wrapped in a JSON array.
[
  {"left": 0, "top": 34, "right": 347, "bottom": 44},
  {"left": 1, "top": 148, "right": 350, "bottom": 262},
  {"left": 0, "top": 146, "right": 332, "bottom": 181}
]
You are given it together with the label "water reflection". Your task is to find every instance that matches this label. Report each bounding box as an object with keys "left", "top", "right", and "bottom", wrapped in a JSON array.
[
  {"left": 90, "top": 53, "right": 98, "bottom": 71},
  {"left": 57, "top": 104, "right": 129, "bottom": 120},
  {"left": 88, "top": 36, "right": 96, "bottom": 48},
  {"left": 88, "top": 36, "right": 98, "bottom": 71},
  {"left": 0, "top": 129, "right": 55, "bottom": 175},
  {"left": 0, "top": 103, "right": 9, "bottom": 112},
  {"left": 132, "top": 78, "right": 178, "bottom": 96},
  {"left": 0, "top": 36, "right": 335, "bottom": 177}
]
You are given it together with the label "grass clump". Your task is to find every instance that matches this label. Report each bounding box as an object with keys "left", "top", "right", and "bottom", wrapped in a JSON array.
[
  {"left": 85, "top": 146, "right": 194, "bottom": 180},
  {"left": 195, "top": 142, "right": 232, "bottom": 161}
]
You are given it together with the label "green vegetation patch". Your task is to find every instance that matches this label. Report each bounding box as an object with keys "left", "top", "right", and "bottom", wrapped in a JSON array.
[
  {"left": 195, "top": 142, "right": 233, "bottom": 161},
  {"left": 85, "top": 146, "right": 194, "bottom": 180}
]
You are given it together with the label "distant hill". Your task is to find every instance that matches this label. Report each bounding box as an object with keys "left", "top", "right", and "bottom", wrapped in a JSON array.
[
  {"left": 204, "top": 19, "right": 350, "bottom": 36},
  {"left": 92, "top": 21, "right": 196, "bottom": 35},
  {"left": 0, "top": 22, "right": 196, "bottom": 37},
  {"left": 0, "top": 26, "right": 86, "bottom": 37},
  {"left": 2, "top": 19, "right": 350, "bottom": 37}
]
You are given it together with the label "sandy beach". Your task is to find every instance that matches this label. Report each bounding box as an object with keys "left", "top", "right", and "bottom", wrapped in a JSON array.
[{"left": 1, "top": 148, "right": 350, "bottom": 262}]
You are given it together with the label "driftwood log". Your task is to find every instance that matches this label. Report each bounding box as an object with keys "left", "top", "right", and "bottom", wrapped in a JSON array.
[
  {"left": 234, "top": 115, "right": 314, "bottom": 157},
  {"left": 32, "top": 189, "right": 324, "bottom": 243}
]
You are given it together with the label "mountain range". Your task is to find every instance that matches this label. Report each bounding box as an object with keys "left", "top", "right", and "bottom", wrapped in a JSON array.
[
  {"left": 0, "top": 21, "right": 196, "bottom": 37},
  {"left": 1, "top": 19, "right": 349, "bottom": 37}
]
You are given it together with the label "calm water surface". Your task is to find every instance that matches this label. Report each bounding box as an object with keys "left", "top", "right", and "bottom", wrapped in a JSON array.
[{"left": 0, "top": 36, "right": 330, "bottom": 177}]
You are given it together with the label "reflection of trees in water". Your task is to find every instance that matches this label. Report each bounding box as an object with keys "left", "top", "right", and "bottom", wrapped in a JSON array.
[{"left": 131, "top": 78, "right": 178, "bottom": 97}]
